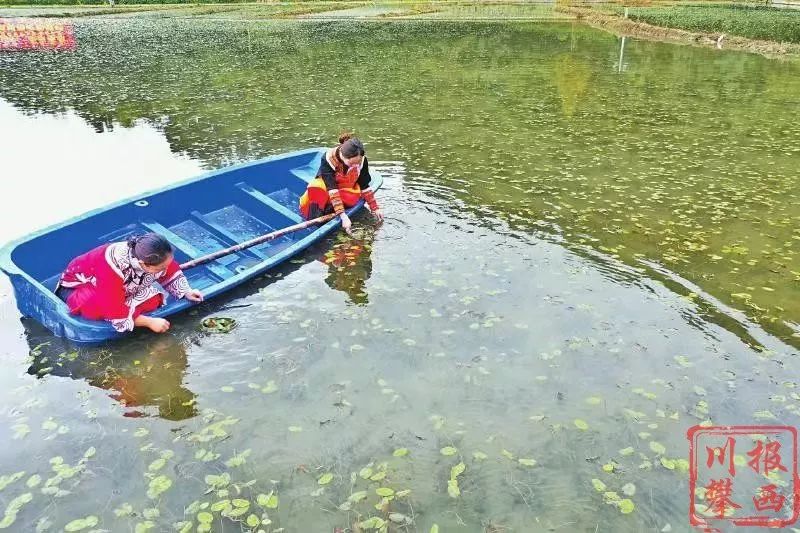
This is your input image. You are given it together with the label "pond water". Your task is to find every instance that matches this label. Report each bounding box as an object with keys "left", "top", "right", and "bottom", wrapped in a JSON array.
[{"left": 0, "top": 18, "right": 799, "bottom": 533}]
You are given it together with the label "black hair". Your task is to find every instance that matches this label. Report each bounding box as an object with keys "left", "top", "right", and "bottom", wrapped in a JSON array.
[
  {"left": 339, "top": 132, "right": 365, "bottom": 158},
  {"left": 127, "top": 233, "right": 173, "bottom": 266}
]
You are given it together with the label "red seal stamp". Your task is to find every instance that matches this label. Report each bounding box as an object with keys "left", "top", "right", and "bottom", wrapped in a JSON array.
[{"left": 688, "top": 425, "right": 800, "bottom": 530}]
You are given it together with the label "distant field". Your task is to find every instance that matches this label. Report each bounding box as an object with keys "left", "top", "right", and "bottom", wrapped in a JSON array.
[{"left": 622, "top": 4, "right": 800, "bottom": 43}]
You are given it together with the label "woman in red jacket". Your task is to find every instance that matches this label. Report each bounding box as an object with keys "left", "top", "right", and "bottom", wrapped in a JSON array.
[
  {"left": 57, "top": 233, "right": 203, "bottom": 334},
  {"left": 299, "top": 133, "right": 384, "bottom": 233}
]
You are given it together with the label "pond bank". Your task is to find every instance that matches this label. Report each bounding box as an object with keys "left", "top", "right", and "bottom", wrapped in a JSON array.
[{"left": 558, "top": 5, "right": 800, "bottom": 59}]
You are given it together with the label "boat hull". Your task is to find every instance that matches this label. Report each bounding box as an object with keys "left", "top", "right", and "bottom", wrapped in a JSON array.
[{"left": 0, "top": 148, "right": 382, "bottom": 343}]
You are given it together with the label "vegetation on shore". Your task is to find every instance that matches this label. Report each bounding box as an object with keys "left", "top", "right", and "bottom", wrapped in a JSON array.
[{"left": 621, "top": 4, "right": 800, "bottom": 44}]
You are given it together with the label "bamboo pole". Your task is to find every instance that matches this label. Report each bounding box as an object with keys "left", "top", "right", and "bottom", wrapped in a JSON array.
[{"left": 179, "top": 213, "right": 336, "bottom": 270}]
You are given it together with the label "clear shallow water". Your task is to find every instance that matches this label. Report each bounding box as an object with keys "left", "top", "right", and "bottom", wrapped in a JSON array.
[{"left": 0, "top": 19, "right": 799, "bottom": 533}]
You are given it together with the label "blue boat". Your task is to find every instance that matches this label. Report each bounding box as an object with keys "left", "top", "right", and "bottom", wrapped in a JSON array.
[{"left": 0, "top": 148, "right": 383, "bottom": 344}]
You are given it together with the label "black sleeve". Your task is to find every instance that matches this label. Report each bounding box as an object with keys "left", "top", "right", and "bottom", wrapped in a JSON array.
[
  {"left": 357, "top": 157, "right": 372, "bottom": 189},
  {"left": 318, "top": 154, "right": 338, "bottom": 190}
]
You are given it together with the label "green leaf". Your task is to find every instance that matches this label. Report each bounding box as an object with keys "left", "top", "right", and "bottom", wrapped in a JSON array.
[
  {"left": 622, "top": 483, "right": 636, "bottom": 496},
  {"left": 369, "top": 471, "right": 386, "bottom": 482},
  {"left": 450, "top": 462, "right": 466, "bottom": 480},
  {"left": 143, "top": 508, "right": 159, "bottom": 520},
  {"left": 174, "top": 521, "right": 192, "bottom": 533},
  {"left": 431, "top": 526, "right": 439, "bottom": 533},
  {"left": 592, "top": 478, "right": 607, "bottom": 492},
  {"left": 602, "top": 462, "right": 617, "bottom": 473},
  {"left": 660, "top": 457, "right": 676, "bottom": 470},
  {"left": 210, "top": 500, "right": 230, "bottom": 512},
  {"left": 265, "top": 492, "right": 278, "bottom": 509},
  {"left": 232, "top": 499, "right": 249, "bottom": 509},
  {"left": 225, "top": 449, "right": 251, "bottom": 468},
  {"left": 586, "top": 396, "right": 602, "bottom": 405},
  {"left": 147, "top": 475, "right": 172, "bottom": 499},
  {"left": 288, "top": 426, "right": 302, "bottom": 433},
  {"left": 197, "top": 512, "right": 213, "bottom": 524},
  {"left": 0, "top": 472, "right": 25, "bottom": 491},
  {"left": 649, "top": 442, "right": 666, "bottom": 455},
  {"left": 574, "top": 419, "right": 589, "bottom": 431},
  {"left": 220, "top": 386, "right": 234, "bottom": 393},
  {"left": 619, "top": 498, "right": 635, "bottom": 514},
  {"left": 318, "top": 473, "right": 334, "bottom": 485},
  {"left": 440, "top": 446, "right": 458, "bottom": 456},
  {"left": 376, "top": 487, "right": 394, "bottom": 497},
  {"left": 619, "top": 447, "right": 635, "bottom": 456},
  {"left": 148, "top": 458, "right": 166, "bottom": 473},
  {"left": 447, "top": 479, "right": 460, "bottom": 498},
  {"left": 134, "top": 428, "right": 149, "bottom": 438},
  {"left": 518, "top": 458, "right": 537, "bottom": 467},
  {"left": 114, "top": 503, "right": 134, "bottom": 518},
  {"left": 501, "top": 449, "right": 514, "bottom": 460},
  {"left": 224, "top": 506, "right": 249, "bottom": 518},
  {"left": 393, "top": 448, "right": 409, "bottom": 457},
  {"left": 348, "top": 490, "right": 368, "bottom": 502},
  {"left": 359, "top": 467, "right": 374, "bottom": 479},
  {"left": 358, "top": 517, "right": 387, "bottom": 530},
  {"left": 472, "top": 451, "right": 488, "bottom": 461},
  {"left": 64, "top": 516, "right": 98, "bottom": 532},
  {"left": 246, "top": 514, "right": 260, "bottom": 527}
]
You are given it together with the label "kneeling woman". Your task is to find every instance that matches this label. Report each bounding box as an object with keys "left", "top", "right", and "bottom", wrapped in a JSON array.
[
  {"left": 299, "top": 133, "right": 383, "bottom": 233},
  {"left": 58, "top": 233, "right": 204, "bottom": 334}
]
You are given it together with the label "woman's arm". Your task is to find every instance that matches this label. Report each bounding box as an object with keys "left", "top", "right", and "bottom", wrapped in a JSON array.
[
  {"left": 358, "top": 157, "right": 382, "bottom": 219},
  {"left": 162, "top": 260, "right": 203, "bottom": 302}
]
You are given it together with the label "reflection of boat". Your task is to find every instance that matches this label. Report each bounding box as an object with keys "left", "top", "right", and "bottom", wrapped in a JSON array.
[
  {"left": 0, "top": 148, "right": 383, "bottom": 343},
  {"left": 321, "top": 227, "right": 375, "bottom": 305},
  {"left": 25, "top": 329, "right": 198, "bottom": 421}
]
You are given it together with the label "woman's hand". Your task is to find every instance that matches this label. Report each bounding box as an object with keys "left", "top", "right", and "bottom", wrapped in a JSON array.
[
  {"left": 372, "top": 208, "right": 384, "bottom": 223},
  {"left": 137, "top": 315, "right": 171, "bottom": 333},
  {"left": 185, "top": 288, "right": 204, "bottom": 303},
  {"left": 340, "top": 213, "right": 353, "bottom": 235}
]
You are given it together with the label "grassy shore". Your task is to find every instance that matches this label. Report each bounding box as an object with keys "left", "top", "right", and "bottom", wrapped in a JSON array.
[
  {"left": 559, "top": 3, "right": 800, "bottom": 58},
  {"left": 621, "top": 4, "right": 800, "bottom": 44}
]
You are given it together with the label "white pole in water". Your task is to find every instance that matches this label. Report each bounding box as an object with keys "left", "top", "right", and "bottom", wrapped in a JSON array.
[{"left": 618, "top": 36, "right": 626, "bottom": 73}]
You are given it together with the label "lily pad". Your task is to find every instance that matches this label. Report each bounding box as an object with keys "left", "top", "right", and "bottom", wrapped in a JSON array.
[
  {"left": 440, "top": 446, "right": 458, "bottom": 456},
  {"left": 649, "top": 442, "right": 667, "bottom": 455},
  {"left": 447, "top": 479, "right": 460, "bottom": 498},
  {"left": 318, "top": 473, "right": 334, "bottom": 485},
  {"left": 619, "top": 498, "right": 635, "bottom": 514},
  {"left": 201, "top": 317, "right": 237, "bottom": 334},
  {"left": 147, "top": 475, "right": 172, "bottom": 499},
  {"left": 64, "top": 516, "right": 98, "bottom": 532}
]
